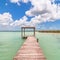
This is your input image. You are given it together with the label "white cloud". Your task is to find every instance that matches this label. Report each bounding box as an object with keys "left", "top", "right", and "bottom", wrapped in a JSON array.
[
  {"left": 0, "top": 0, "right": 60, "bottom": 30},
  {"left": 10, "top": 0, "right": 20, "bottom": 6},
  {"left": 9, "top": 0, "right": 60, "bottom": 28},
  {"left": 22, "top": 0, "right": 29, "bottom": 3},
  {"left": 25, "top": 0, "right": 60, "bottom": 22},
  {"left": 0, "top": 12, "right": 13, "bottom": 26},
  {"left": 10, "top": 0, "right": 29, "bottom": 5},
  {"left": 10, "top": 16, "right": 28, "bottom": 27},
  {"left": 0, "top": 13, "right": 28, "bottom": 30}
]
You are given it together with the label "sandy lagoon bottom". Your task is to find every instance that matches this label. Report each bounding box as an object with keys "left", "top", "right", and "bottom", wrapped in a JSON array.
[{"left": 0, "top": 32, "right": 60, "bottom": 60}]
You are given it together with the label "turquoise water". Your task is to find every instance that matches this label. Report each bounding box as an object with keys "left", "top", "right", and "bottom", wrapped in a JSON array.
[
  {"left": 0, "top": 32, "right": 24, "bottom": 60},
  {"left": 0, "top": 32, "right": 60, "bottom": 60},
  {"left": 36, "top": 32, "right": 60, "bottom": 60}
]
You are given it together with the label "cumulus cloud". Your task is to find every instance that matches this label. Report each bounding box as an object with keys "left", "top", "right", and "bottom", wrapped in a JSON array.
[
  {"left": 10, "top": 0, "right": 20, "bottom": 6},
  {"left": 0, "top": 12, "right": 13, "bottom": 26},
  {"left": 0, "top": 12, "right": 28, "bottom": 28},
  {"left": 10, "top": 0, "right": 29, "bottom": 5},
  {"left": 0, "top": 12, "right": 28, "bottom": 30},
  {"left": 10, "top": 0, "right": 60, "bottom": 21},
  {"left": 22, "top": 0, "right": 29, "bottom": 3},
  {"left": 10, "top": 16, "right": 28, "bottom": 27},
  {"left": 26, "top": 0, "right": 60, "bottom": 18},
  {"left": 23, "top": 0, "right": 60, "bottom": 28},
  {"left": 9, "top": 0, "right": 60, "bottom": 28},
  {"left": 0, "top": 0, "right": 60, "bottom": 30}
]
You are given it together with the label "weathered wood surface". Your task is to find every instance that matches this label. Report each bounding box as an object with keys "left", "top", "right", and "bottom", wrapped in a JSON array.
[{"left": 14, "top": 36, "right": 46, "bottom": 60}]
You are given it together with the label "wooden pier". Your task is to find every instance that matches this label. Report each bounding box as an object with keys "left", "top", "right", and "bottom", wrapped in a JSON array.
[{"left": 14, "top": 36, "right": 46, "bottom": 60}]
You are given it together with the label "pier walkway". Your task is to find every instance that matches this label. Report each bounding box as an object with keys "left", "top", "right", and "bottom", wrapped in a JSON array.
[{"left": 14, "top": 36, "right": 46, "bottom": 60}]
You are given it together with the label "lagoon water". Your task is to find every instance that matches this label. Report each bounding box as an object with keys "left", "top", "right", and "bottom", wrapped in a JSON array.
[
  {"left": 0, "top": 32, "right": 60, "bottom": 60},
  {"left": 0, "top": 32, "right": 24, "bottom": 60}
]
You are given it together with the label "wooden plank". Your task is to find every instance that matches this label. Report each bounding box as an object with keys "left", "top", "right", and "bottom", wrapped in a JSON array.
[
  {"left": 21, "top": 27, "right": 35, "bottom": 29},
  {"left": 14, "top": 36, "right": 46, "bottom": 60}
]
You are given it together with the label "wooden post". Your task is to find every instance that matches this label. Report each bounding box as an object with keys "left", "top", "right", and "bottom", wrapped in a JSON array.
[
  {"left": 24, "top": 28, "right": 25, "bottom": 37},
  {"left": 21, "top": 27, "right": 22, "bottom": 38},
  {"left": 34, "top": 27, "right": 35, "bottom": 36}
]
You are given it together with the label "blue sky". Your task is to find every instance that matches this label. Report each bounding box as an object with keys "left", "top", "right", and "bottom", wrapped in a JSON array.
[
  {"left": 0, "top": 0, "right": 60, "bottom": 31},
  {"left": 0, "top": 0, "right": 31, "bottom": 20}
]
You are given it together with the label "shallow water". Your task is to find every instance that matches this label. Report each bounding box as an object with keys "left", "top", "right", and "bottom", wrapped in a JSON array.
[
  {"left": 36, "top": 32, "right": 60, "bottom": 60},
  {"left": 0, "top": 32, "right": 24, "bottom": 60},
  {"left": 0, "top": 32, "right": 60, "bottom": 60}
]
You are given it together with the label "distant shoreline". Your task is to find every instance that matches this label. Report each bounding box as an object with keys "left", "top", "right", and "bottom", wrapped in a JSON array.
[
  {"left": 38, "top": 30, "right": 60, "bottom": 33},
  {"left": 0, "top": 30, "right": 60, "bottom": 33},
  {"left": 0, "top": 31, "right": 21, "bottom": 32}
]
